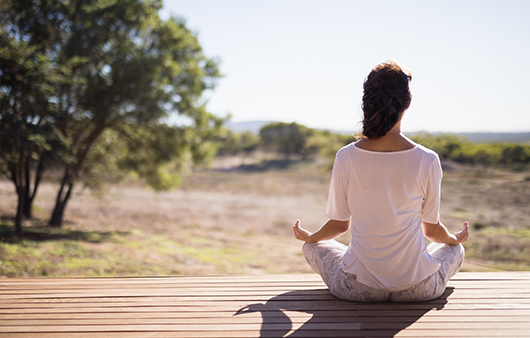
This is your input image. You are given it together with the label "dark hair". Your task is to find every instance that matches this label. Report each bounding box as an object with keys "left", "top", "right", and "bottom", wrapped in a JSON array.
[{"left": 361, "top": 60, "right": 412, "bottom": 139}]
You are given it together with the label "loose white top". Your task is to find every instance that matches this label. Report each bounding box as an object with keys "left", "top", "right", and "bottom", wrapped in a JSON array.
[{"left": 325, "top": 141, "right": 442, "bottom": 291}]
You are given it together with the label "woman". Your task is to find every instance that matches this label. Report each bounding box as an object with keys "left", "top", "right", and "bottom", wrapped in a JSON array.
[{"left": 293, "top": 60, "right": 469, "bottom": 302}]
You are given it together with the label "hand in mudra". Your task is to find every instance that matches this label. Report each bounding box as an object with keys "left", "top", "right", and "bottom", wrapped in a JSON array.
[
  {"left": 453, "top": 221, "right": 470, "bottom": 244},
  {"left": 293, "top": 220, "right": 312, "bottom": 242}
]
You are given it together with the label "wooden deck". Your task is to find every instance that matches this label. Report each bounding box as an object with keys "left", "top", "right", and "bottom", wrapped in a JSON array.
[{"left": 1, "top": 272, "right": 530, "bottom": 337}]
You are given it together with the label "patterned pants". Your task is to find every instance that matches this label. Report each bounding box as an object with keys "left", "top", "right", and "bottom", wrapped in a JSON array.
[{"left": 302, "top": 240, "right": 464, "bottom": 302}]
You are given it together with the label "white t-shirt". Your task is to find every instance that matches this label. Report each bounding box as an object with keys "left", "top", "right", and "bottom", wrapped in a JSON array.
[{"left": 325, "top": 141, "right": 442, "bottom": 291}]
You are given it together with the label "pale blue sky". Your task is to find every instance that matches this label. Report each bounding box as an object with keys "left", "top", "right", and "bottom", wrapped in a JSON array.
[{"left": 161, "top": 0, "right": 530, "bottom": 133}]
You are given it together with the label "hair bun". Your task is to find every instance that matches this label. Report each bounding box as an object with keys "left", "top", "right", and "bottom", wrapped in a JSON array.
[{"left": 361, "top": 60, "right": 412, "bottom": 139}]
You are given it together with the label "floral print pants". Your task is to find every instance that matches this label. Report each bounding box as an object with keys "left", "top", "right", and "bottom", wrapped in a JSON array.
[{"left": 302, "top": 240, "right": 464, "bottom": 302}]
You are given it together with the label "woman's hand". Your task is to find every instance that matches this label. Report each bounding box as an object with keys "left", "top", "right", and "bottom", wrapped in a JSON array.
[
  {"left": 453, "top": 221, "right": 470, "bottom": 244},
  {"left": 293, "top": 219, "right": 350, "bottom": 243},
  {"left": 293, "top": 220, "right": 312, "bottom": 242},
  {"left": 422, "top": 220, "right": 470, "bottom": 246}
]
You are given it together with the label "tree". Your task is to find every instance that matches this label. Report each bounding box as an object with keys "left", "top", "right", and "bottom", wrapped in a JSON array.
[
  {"left": 238, "top": 131, "right": 260, "bottom": 164},
  {"left": 0, "top": 0, "right": 223, "bottom": 230},
  {"left": 216, "top": 129, "right": 259, "bottom": 164},
  {"left": 259, "top": 122, "right": 316, "bottom": 159},
  {"left": 0, "top": 8, "right": 72, "bottom": 234}
]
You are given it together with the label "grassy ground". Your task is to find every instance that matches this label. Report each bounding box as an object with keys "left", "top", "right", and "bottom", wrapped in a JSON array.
[{"left": 1, "top": 156, "right": 529, "bottom": 277}]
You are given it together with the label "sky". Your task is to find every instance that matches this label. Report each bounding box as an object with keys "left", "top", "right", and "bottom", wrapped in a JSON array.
[{"left": 160, "top": 0, "right": 530, "bottom": 133}]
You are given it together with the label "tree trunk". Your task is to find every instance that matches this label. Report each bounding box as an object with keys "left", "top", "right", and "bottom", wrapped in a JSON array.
[
  {"left": 49, "top": 171, "right": 74, "bottom": 227},
  {"left": 12, "top": 147, "right": 27, "bottom": 237},
  {"left": 15, "top": 185, "right": 24, "bottom": 237},
  {"left": 23, "top": 160, "right": 32, "bottom": 218},
  {"left": 48, "top": 126, "right": 104, "bottom": 227},
  {"left": 49, "top": 198, "right": 66, "bottom": 227},
  {"left": 10, "top": 167, "right": 24, "bottom": 237},
  {"left": 22, "top": 158, "right": 44, "bottom": 219}
]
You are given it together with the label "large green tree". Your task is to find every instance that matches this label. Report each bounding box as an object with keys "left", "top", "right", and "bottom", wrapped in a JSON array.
[
  {"left": 259, "top": 122, "right": 318, "bottom": 160},
  {"left": 0, "top": 27, "right": 58, "bottom": 235},
  {"left": 0, "top": 0, "right": 222, "bottom": 231}
]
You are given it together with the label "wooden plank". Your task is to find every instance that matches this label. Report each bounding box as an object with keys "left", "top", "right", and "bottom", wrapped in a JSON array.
[
  {"left": 3, "top": 294, "right": 530, "bottom": 306},
  {"left": 0, "top": 322, "right": 361, "bottom": 332},
  {"left": 5, "top": 271, "right": 530, "bottom": 283},
  {"left": 3, "top": 309, "right": 530, "bottom": 320},
  {"left": 0, "top": 277, "right": 524, "bottom": 283},
  {"left": 3, "top": 270, "right": 529, "bottom": 282},
  {"left": 3, "top": 284, "right": 530, "bottom": 294},
  {"left": 2, "top": 288, "right": 530, "bottom": 299},
  {"left": 1, "top": 277, "right": 527, "bottom": 284},
  {"left": 1, "top": 332, "right": 530, "bottom": 338},
  {"left": 0, "top": 275, "right": 325, "bottom": 285},
  {"left": 3, "top": 321, "right": 530, "bottom": 333},
  {"left": 2, "top": 328, "right": 530, "bottom": 338},
  {"left": 3, "top": 285, "right": 530, "bottom": 294},
  {"left": 3, "top": 298, "right": 530, "bottom": 310},
  {"left": 3, "top": 292, "right": 530, "bottom": 303},
  {"left": 2, "top": 315, "right": 530, "bottom": 326},
  {"left": 1, "top": 299, "right": 528, "bottom": 311}
]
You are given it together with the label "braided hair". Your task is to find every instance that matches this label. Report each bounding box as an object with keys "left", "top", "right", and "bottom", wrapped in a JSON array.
[{"left": 361, "top": 60, "right": 412, "bottom": 139}]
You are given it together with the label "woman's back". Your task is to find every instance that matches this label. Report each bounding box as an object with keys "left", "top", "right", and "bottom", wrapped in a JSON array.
[{"left": 325, "top": 141, "right": 442, "bottom": 290}]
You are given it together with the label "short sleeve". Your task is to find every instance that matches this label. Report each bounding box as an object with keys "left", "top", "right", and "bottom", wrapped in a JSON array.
[
  {"left": 324, "top": 150, "right": 352, "bottom": 221},
  {"left": 421, "top": 156, "right": 443, "bottom": 224}
]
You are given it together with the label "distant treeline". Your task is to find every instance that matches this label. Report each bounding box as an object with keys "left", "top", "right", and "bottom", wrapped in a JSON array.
[
  {"left": 217, "top": 122, "right": 354, "bottom": 166},
  {"left": 218, "top": 122, "right": 530, "bottom": 168},
  {"left": 411, "top": 133, "right": 530, "bottom": 166}
]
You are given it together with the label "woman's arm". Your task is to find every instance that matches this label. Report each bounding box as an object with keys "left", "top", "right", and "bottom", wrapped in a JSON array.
[
  {"left": 293, "top": 219, "right": 350, "bottom": 243},
  {"left": 422, "top": 220, "right": 469, "bottom": 245}
]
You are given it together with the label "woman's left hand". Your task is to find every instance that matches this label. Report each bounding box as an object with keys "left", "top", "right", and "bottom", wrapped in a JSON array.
[{"left": 293, "top": 220, "right": 312, "bottom": 242}]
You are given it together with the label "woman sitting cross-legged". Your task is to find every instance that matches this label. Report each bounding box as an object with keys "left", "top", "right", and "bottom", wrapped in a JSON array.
[{"left": 293, "top": 60, "right": 469, "bottom": 302}]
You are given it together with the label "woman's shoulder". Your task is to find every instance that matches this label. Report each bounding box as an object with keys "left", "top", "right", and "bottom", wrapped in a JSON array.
[
  {"left": 336, "top": 141, "right": 358, "bottom": 157},
  {"left": 335, "top": 138, "right": 440, "bottom": 161},
  {"left": 331, "top": 142, "right": 359, "bottom": 168},
  {"left": 414, "top": 143, "right": 441, "bottom": 160}
]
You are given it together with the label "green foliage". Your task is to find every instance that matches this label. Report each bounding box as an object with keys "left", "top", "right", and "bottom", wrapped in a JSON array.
[
  {"left": 0, "top": 7, "right": 74, "bottom": 232},
  {"left": 0, "top": 0, "right": 223, "bottom": 228},
  {"left": 216, "top": 130, "right": 260, "bottom": 157},
  {"left": 239, "top": 131, "right": 261, "bottom": 154},
  {"left": 259, "top": 122, "right": 318, "bottom": 159},
  {"left": 410, "top": 133, "right": 530, "bottom": 166},
  {"left": 409, "top": 132, "right": 466, "bottom": 159},
  {"left": 256, "top": 122, "right": 355, "bottom": 167}
]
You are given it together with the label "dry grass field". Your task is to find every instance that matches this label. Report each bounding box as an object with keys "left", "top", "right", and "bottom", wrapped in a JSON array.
[{"left": 1, "top": 155, "right": 529, "bottom": 277}]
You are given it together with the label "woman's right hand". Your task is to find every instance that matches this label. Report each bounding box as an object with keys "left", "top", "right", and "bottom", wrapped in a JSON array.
[{"left": 453, "top": 221, "right": 470, "bottom": 244}]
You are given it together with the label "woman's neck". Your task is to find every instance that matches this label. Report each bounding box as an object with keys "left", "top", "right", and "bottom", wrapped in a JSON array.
[{"left": 356, "top": 121, "right": 416, "bottom": 152}]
